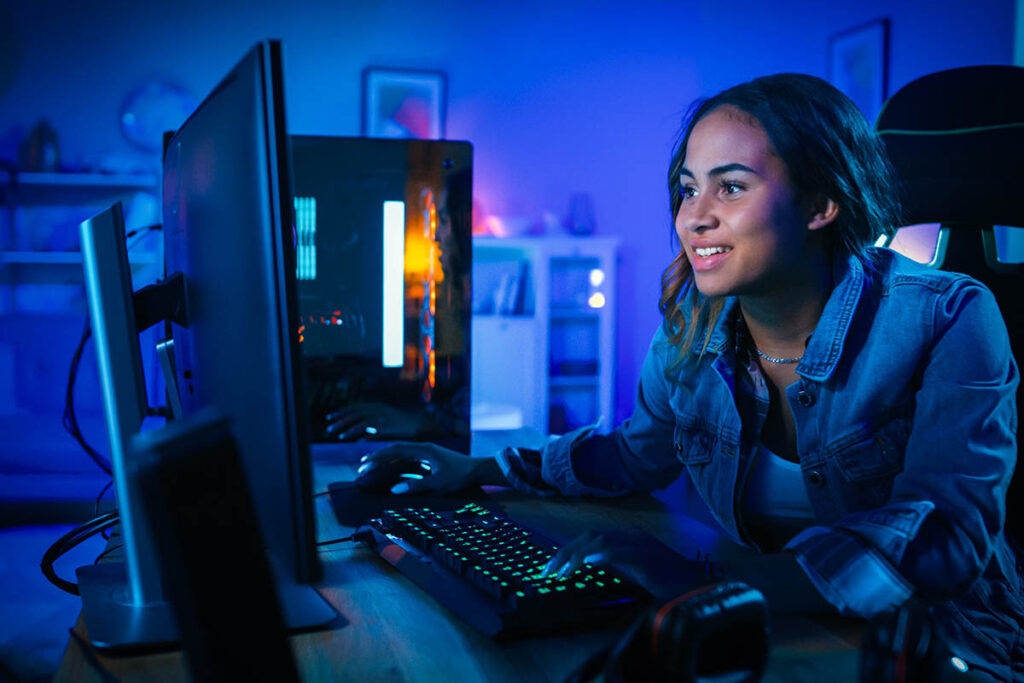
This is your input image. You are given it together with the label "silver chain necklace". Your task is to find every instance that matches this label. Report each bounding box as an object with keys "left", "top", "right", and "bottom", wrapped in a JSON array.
[{"left": 754, "top": 347, "right": 803, "bottom": 364}]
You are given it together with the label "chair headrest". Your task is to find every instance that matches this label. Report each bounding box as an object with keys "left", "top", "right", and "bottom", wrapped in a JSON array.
[{"left": 876, "top": 65, "right": 1024, "bottom": 228}]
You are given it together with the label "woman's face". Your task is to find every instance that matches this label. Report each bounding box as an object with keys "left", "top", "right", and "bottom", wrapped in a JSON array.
[{"left": 674, "top": 106, "right": 821, "bottom": 299}]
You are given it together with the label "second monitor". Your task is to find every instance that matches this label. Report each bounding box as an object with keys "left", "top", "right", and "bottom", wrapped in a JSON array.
[{"left": 290, "top": 136, "right": 472, "bottom": 452}]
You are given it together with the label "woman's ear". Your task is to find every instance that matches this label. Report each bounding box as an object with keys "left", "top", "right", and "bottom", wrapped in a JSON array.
[{"left": 807, "top": 195, "right": 839, "bottom": 232}]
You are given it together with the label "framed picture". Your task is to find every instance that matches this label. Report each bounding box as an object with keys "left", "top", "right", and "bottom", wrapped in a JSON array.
[
  {"left": 362, "top": 67, "right": 447, "bottom": 139},
  {"left": 828, "top": 18, "right": 889, "bottom": 124}
]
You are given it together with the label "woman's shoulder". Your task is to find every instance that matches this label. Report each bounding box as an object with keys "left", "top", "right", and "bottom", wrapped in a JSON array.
[
  {"left": 860, "top": 247, "right": 1006, "bottom": 336},
  {"left": 863, "top": 246, "right": 990, "bottom": 296}
]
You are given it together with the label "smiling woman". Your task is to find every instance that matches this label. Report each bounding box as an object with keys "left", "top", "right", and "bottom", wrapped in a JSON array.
[
  {"left": 661, "top": 74, "right": 900, "bottom": 362},
  {"left": 357, "top": 74, "right": 1024, "bottom": 680}
]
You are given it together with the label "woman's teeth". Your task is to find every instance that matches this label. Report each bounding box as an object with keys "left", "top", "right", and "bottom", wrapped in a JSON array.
[{"left": 695, "top": 246, "right": 732, "bottom": 258}]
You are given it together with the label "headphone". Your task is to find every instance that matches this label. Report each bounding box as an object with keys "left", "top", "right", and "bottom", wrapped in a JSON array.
[{"left": 566, "top": 580, "right": 770, "bottom": 683}]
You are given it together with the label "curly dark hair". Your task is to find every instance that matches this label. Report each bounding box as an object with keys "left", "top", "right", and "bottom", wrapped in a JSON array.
[{"left": 660, "top": 73, "right": 903, "bottom": 358}]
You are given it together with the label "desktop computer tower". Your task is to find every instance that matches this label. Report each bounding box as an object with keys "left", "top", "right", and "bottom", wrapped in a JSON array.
[{"left": 290, "top": 136, "right": 472, "bottom": 453}]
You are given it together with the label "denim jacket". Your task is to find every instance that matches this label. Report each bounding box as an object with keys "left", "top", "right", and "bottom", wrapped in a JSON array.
[{"left": 499, "top": 248, "right": 1023, "bottom": 680}]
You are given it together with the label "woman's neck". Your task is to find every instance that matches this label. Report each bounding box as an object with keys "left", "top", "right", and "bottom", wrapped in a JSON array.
[{"left": 739, "top": 259, "right": 833, "bottom": 358}]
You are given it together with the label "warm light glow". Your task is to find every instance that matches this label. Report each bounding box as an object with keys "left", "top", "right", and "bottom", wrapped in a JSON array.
[
  {"left": 589, "top": 268, "right": 605, "bottom": 287},
  {"left": 588, "top": 292, "right": 606, "bottom": 309},
  {"left": 383, "top": 200, "right": 405, "bottom": 368}
]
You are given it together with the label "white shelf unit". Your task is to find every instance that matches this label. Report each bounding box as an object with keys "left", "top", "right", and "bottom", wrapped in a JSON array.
[
  {"left": 0, "top": 171, "right": 162, "bottom": 435},
  {"left": 472, "top": 236, "right": 618, "bottom": 435},
  {"left": 0, "top": 171, "right": 162, "bottom": 305}
]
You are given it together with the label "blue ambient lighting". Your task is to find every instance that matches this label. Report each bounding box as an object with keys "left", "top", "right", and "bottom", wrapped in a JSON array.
[
  {"left": 383, "top": 200, "right": 405, "bottom": 368},
  {"left": 950, "top": 656, "right": 969, "bottom": 673}
]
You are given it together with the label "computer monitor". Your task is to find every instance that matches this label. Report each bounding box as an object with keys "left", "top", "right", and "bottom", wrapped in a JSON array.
[
  {"left": 77, "top": 40, "right": 334, "bottom": 651},
  {"left": 76, "top": 201, "right": 164, "bottom": 613},
  {"left": 162, "top": 38, "right": 330, "bottom": 586},
  {"left": 290, "top": 136, "right": 473, "bottom": 452}
]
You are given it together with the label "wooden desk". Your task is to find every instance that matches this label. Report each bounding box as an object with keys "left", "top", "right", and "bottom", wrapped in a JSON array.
[{"left": 55, "top": 446, "right": 862, "bottom": 682}]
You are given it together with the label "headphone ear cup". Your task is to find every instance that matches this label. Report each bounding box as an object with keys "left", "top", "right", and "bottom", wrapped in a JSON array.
[{"left": 602, "top": 581, "right": 769, "bottom": 682}]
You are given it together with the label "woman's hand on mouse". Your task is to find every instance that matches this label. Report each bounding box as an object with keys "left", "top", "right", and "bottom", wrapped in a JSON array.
[{"left": 357, "top": 443, "right": 506, "bottom": 495}]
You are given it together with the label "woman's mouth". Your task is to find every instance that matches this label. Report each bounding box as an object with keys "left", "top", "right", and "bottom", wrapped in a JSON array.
[
  {"left": 694, "top": 246, "right": 732, "bottom": 258},
  {"left": 691, "top": 245, "right": 733, "bottom": 271}
]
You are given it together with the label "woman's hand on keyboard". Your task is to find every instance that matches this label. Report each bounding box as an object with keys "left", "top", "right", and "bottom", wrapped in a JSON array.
[
  {"left": 541, "top": 529, "right": 651, "bottom": 582},
  {"left": 540, "top": 528, "right": 711, "bottom": 593},
  {"left": 356, "top": 443, "right": 505, "bottom": 495}
]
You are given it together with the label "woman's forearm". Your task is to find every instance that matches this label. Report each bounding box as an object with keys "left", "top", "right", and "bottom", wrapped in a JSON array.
[{"left": 471, "top": 455, "right": 509, "bottom": 487}]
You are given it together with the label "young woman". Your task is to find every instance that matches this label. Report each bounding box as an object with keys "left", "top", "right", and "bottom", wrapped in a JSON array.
[{"left": 358, "top": 74, "right": 1023, "bottom": 679}]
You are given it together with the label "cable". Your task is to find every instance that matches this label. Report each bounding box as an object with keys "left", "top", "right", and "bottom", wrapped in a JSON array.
[
  {"left": 317, "top": 528, "right": 373, "bottom": 549},
  {"left": 41, "top": 511, "right": 120, "bottom": 595},
  {"left": 61, "top": 319, "right": 112, "bottom": 475},
  {"left": 93, "top": 480, "right": 113, "bottom": 514},
  {"left": 94, "top": 480, "right": 115, "bottom": 539},
  {"left": 92, "top": 540, "right": 122, "bottom": 565},
  {"left": 64, "top": 222, "right": 163, "bottom": 476},
  {"left": 124, "top": 222, "right": 162, "bottom": 247}
]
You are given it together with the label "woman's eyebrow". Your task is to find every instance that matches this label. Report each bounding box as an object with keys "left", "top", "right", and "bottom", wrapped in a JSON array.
[{"left": 679, "top": 162, "right": 759, "bottom": 179}]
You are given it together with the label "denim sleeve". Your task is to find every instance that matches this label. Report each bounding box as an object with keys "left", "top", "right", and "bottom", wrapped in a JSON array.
[
  {"left": 496, "top": 325, "right": 682, "bottom": 496},
  {"left": 787, "top": 280, "right": 1018, "bottom": 615}
]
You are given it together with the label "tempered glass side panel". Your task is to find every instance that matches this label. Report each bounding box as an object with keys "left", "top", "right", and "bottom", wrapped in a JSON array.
[{"left": 290, "top": 136, "right": 472, "bottom": 452}]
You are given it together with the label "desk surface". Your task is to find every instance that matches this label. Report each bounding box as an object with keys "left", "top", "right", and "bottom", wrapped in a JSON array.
[{"left": 54, "top": 446, "right": 862, "bottom": 682}]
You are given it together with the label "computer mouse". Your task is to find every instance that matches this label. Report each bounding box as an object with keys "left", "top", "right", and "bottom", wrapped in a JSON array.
[{"left": 354, "top": 458, "right": 433, "bottom": 493}]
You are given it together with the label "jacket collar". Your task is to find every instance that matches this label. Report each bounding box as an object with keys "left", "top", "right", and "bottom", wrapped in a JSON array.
[
  {"left": 798, "top": 253, "right": 867, "bottom": 382},
  {"left": 693, "top": 252, "right": 868, "bottom": 382}
]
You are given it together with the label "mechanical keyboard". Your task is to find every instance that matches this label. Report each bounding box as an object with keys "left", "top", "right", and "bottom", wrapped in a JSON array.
[{"left": 364, "top": 501, "right": 653, "bottom": 638}]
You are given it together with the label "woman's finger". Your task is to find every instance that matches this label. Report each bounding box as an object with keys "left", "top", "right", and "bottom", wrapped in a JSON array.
[{"left": 542, "top": 532, "right": 602, "bottom": 577}]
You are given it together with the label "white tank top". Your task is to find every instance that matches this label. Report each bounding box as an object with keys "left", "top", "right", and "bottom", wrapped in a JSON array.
[{"left": 741, "top": 443, "right": 814, "bottom": 549}]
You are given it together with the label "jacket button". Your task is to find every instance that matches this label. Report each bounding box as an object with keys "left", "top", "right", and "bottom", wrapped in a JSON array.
[
  {"left": 807, "top": 470, "right": 825, "bottom": 487},
  {"left": 797, "top": 390, "right": 815, "bottom": 407}
]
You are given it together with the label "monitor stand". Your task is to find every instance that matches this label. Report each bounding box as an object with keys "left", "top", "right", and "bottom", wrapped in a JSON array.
[
  {"left": 75, "top": 411, "right": 339, "bottom": 653},
  {"left": 76, "top": 562, "right": 337, "bottom": 652}
]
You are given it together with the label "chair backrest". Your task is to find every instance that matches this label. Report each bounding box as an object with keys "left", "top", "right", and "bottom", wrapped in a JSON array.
[{"left": 876, "top": 65, "right": 1024, "bottom": 544}]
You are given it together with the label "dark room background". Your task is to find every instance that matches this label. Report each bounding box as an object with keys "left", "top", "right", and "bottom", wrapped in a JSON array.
[{"left": 0, "top": 0, "right": 1017, "bottom": 495}]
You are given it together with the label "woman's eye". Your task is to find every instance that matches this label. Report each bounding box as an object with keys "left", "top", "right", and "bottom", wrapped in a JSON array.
[
  {"left": 721, "top": 181, "right": 744, "bottom": 195},
  {"left": 680, "top": 185, "right": 698, "bottom": 200}
]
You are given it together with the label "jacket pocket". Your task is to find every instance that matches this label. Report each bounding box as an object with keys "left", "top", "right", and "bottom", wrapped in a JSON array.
[
  {"left": 673, "top": 419, "right": 716, "bottom": 465},
  {"left": 831, "top": 417, "right": 910, "bottom": 482}
]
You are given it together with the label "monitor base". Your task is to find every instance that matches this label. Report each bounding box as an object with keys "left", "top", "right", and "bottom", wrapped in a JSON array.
[{"left": 76, "top": 562, "right": 337, "bottom": 654}]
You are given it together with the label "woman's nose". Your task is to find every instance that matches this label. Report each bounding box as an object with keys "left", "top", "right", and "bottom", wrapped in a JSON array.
[{"left": 677, "top": 196, "right": 716, "bottom": 234}]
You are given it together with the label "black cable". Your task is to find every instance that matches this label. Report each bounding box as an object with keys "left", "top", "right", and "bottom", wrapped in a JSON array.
[
  {"left": 124, "top": 222, "right": 162, "bottom": 242},
  {"left": 94, "top": 543, "right": 123, "bottom": 565},
  {"left": 94, "top": 479, "right": 115, "bottom": 539},
  {"left": 61, "top": 319, "right": 112, "bottom": 475},
  {"left": 317, "top": 528, "right": 373, "bottom": 549},
  {"left": 41, "top": 511, "right": 120, "bottom": 595},
  {"left": 316, "top": 534, "right": 358, "bottom": 548},
  {"left": 94, "top": 480, "right": 113, "bottom": 515},
  {"left": 64, "top": 222, "right": 163, "bottom": 476}
]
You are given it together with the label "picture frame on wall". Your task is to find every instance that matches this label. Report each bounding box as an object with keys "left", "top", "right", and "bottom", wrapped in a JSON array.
[
  {"left": 362, "top": 67, "right": 447, "bottom": 139},
  {"left": 827, "top": 18, "right": 890, "bottom": 125}
]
